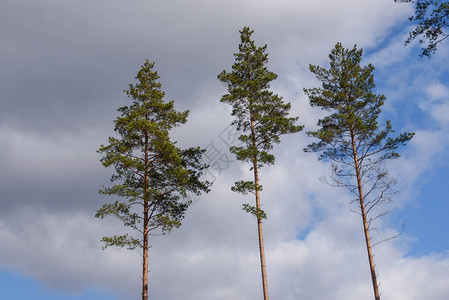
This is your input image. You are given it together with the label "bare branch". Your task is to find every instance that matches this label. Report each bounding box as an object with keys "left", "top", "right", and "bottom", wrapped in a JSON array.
[{"left": 372, "top": 223, "right": 406, "bottom": 248}]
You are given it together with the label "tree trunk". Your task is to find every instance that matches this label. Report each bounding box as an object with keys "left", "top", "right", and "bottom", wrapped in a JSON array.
[
  {"left": 143, "top": 134, "right": 149, "bottom": 300},
  {"left": 253, "top": 162, "right": 269, "bottom": 300},
  {"left": 142, "top": 213, "right": 148, "bottom": 300},
  {"left": 250, "top": 116, "right": 269, "bottom": 300},
  {"left": 350, "top": 128, "right": 381, "bottom": 300}
]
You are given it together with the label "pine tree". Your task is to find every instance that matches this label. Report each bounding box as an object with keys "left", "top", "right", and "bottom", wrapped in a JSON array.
[
  {"left": 96, "top": 60, "right": 210, "bottom": 300},
  {"left": 396, "top": 0, "right": 449, "bottom": 57},
  {"left": 218, "top": 27, "right": 303, "bottom": 300},
  {"left": 304, "top": 43, "right": 414, "bottom": 300}
]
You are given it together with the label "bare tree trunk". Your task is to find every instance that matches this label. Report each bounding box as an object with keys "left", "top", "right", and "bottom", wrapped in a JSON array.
[
  {"left": 142, "top": 209, "right": 149, "bottom": 300},
  {"left": 254, "top": 162, "right": 269, "bottom": 300},
  {"left": 350, "top": 127, "right": 380, "bottom": 300},
  {"left": 250, "top": 115, "right": 269, "bottom": 300},
  {"left": 143, "top": 135, "right": 149, "bottom": 300}
]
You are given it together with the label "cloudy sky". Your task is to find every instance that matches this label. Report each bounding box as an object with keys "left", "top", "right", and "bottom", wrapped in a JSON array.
[{"left": 1, "top": 0, "right": 449, "bottom": 299}]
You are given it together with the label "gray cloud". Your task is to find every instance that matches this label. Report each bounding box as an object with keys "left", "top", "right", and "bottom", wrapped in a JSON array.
[{"left": 1, "top": 0, "right": 448, "bottom": 299}]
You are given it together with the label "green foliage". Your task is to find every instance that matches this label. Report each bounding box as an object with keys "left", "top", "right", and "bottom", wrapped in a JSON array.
[
  {"left": 231, "top": 180, "right": 263, "bottom": 195},
  {"left": 304, "top": 43, "right": 414, "bottom": 205},
  {"left": 304, "top": 43, "right": 414, "bottom": 300},
  {"left": 242, "top": 204, "right": 267, "bottom": 220},
  {"left": 218, "top": 27, "right": 302, "bottom": 217},
  {"left": 97, "top": 60, "right": 210, "bottom": 249},
  {"left": 396, "top": 0, "right": 449, "bottom": 57},
  {"left": 218, "top": 27, "right": 303, "bottom": 168},
  {"left": 100, "top": 234, "right": 141, "bottom": 250}
]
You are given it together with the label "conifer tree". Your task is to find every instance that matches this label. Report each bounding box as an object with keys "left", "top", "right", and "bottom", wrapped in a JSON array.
[
  {"left": 218, "top": 27, "right": 303, "bottom": 300},
  {"left": 96, "top": 60, "right": 210, "bottom": 300},
  {"left": 304, "top": 43, "right": 414, "bottom": 300},
  {"left": 395, "top": 0, "right": 449, "bottom": 57}
]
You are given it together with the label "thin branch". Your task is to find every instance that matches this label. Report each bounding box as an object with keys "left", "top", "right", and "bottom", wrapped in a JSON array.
[{"left": 372, "top": 223, "right": 406, "bottom": 248}]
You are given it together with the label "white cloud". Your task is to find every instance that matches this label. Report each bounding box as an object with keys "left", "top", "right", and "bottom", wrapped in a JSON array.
[
  {"left": 425, "top": 82, "right": 449, "bottom": 100},
  {"left": 430, "top": 102, "right": 449, "bottom": 125},
  {"left": 1, "top": 0, "right": 449, "bottom": 299},
  {"left": 3, "top": 129, "right": 448, "bottom": 300},
  {"left": 422, "top": 82, "right": 449, "bottom": 125},
  {"left": 0, "top": 209, "right": 139, "bottom": 296},
  {"left": 368, "top": 28, "right": 415, "bottom": 68}
]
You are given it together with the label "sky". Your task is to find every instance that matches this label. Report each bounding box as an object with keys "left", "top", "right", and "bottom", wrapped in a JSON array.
[{"left": 1, "top": 0, "right": 449, "bottom": 299}]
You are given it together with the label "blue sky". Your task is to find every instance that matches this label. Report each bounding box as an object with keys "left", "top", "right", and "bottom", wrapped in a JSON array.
[
  {"left": 1, "top": 0, "right": 449, "bottom": 299},
  {"left": 365, "top": 27, "right": 449, "bottom": 257},
  {"left": 398, "top": 167, "right": 449, "bottom": 254},
  {"left": 0, "top": 270, "right": 115, "bottom": 300}
]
